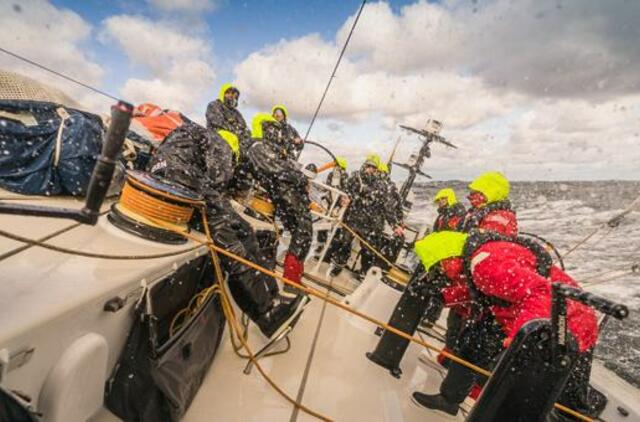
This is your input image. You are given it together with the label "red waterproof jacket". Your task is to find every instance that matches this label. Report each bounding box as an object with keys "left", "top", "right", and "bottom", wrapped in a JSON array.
[
  {"left": 433, "top": 202, "right": 466, "bottom": 232},
  {"left": 478, "top": 209, "right": 517, "bottom": 236},
  {"left": 441, "top": 241, "right": 598, "bottom": 352},
  {"left": 463, "top": 201, "right": 518, "bottom": 237}
]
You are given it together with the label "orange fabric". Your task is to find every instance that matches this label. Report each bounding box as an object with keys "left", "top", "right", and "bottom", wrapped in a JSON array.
[
  {"left": 132, "top": 103, "right": 184, "bottom": 142},
  {"left": 317, "top": 161, "right": 336, "bottom": 173}
]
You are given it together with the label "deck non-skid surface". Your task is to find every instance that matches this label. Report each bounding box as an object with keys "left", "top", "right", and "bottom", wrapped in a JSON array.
[{"left": 184, "top": 290, "right": 464, "bottom": 422}]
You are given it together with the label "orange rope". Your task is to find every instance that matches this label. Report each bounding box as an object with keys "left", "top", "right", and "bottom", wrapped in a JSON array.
[{"left": 120, "top": 181, "right": 193, "bottom": 225}]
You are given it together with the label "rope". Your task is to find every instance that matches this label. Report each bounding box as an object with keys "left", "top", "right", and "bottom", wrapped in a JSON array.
[
  {"left": 562, "top": 226, "right": 602, "bottom": 259},
  {"left": 583, "top": 269, "right": 638, "bottom": 290},
  {"left": 303, "top": 0, "right": 367, "bottom": 141},
  {"left": 0, "top": 195, "right": 594, "bottom": 420},
  {"left": 562, "top": 194, "right": 640, "bottom": 259},
  {"left": 194, "top": 209, "right": 332, "bottom": 421},
  {"left": 120, "top": 181, "right": 194, "bottom": 225},
  {"left": 0, "top": 46, "right": 123, "bottom": 102},
  {"left": 338, "top": 220, "right": 399, "bottom": 271},
  {"left": 0, "top": 211, "right": 593, "bottom": 420},
  {"left": 0, "top": 228, "right": 202, "bottom": 260}
]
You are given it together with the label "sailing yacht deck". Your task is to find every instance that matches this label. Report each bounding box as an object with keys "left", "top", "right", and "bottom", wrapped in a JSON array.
[{"left": 184, "top": 282, "right": 466, "bottom": 422}]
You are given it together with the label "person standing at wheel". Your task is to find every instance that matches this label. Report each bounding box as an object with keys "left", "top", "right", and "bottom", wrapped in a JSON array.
[{"left": 272, "top": 104, "right": 304, "bottom": 159}]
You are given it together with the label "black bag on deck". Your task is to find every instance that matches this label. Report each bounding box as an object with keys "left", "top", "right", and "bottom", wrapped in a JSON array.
[
  {"left": 0, "top": 100, "right": 103, "bottom": 196},
  {"left": 105, "top": 256, "right": 226, "bottom": 421}
]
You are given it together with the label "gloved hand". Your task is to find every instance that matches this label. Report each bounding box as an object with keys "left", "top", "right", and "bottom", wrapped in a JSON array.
[
  {"left": 502, "top": 337, "right": 513, "bottom": 349},
  {"left": 423, "top": 292, "right": 445, "bottom": 324}
]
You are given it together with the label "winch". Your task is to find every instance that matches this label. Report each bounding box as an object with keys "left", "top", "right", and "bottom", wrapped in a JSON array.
[{"left": 108, "top": 170, "right": 203, "bottom": 244}]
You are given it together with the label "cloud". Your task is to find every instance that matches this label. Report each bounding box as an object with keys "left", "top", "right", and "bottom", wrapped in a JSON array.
[
  {"left": 339, "top": 0, "right": 640, "bottom": 100},
  {"left": 147, "top": 0, "right": 219, "bottom": 13},
  {"left": 0, "top": 0, "right": 108, "bottom": 111},
  {"left": 101, "top": 15, "right": 216, "bottom": 114},
  {"left": 233, "top": 0, "right": 640, "bottom": 179},
  {"left": 234, "top": 33, "right": 516, "bottom": 128}
]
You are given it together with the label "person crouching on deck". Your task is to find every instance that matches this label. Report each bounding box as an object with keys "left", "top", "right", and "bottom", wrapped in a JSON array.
[{"left": 411, "top": 231, "right": 602, "bottom": 420}]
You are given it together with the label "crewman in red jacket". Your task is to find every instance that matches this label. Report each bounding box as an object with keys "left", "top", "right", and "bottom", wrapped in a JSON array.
[
  {"left": 411, "top": 231, "right": 600, "bottom": 419},
  {"left": 463, "top": 171, "right": 518, "bottom": 236},
  {"left": 432, "top": 188, "right": 466, "bottom": 232}
]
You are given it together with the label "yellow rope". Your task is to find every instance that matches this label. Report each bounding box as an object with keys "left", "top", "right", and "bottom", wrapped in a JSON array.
[
  {"left": 337, "top": 220, "right": 399, "bottom": 270},
  {"left": 196, "top": 208, "right": 333, "bottom": 421}
]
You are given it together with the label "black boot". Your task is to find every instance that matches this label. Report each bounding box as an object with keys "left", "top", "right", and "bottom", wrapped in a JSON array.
[
  {"left": 256, "top": 295, "right": 310, "bottom": 340},
  {"left": 330, "top": 265, "right": 343, "bottom": 278},
  {"left": 411, "top": 392, "right": 459, "bottom": 418}
]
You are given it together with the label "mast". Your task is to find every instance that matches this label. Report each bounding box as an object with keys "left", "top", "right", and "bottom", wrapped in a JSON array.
[{"left": 393, "top": 119, "right": 457, "bottom": 202}]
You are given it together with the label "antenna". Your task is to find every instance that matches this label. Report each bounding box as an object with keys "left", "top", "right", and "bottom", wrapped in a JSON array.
[{"left": 394, "top": 119, "right": 458, "bottom": 201}]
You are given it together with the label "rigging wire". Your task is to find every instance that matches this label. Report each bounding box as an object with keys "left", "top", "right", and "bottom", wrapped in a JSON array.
[
  {"left": 562, "top": 193, "right": 640, "bottom": 259},
  {"left": 0, "top": 46, "right": 123, "bottom": 102},
  {"left": 303, "top": 0, "right": 367, "bottom": 141}
]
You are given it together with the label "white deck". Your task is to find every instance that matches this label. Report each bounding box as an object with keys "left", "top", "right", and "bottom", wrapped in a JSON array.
[{"left": 183, "top": 285, "right": 466, "bottom": 422}]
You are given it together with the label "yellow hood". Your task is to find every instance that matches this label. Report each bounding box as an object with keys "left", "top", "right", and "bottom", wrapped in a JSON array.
[
  {"left": 272, "top": 104, "right": 288, "bottom": 120},
  {"left": 218, "top": 83, "right": 238, "bottom": 101},
  {"left": 434, "top": 188, "right": 457, "bottom": 206},
  {"left": 251, "top": 112, "right": 279, "bottom": 139},
  {"left": 364, "top": 154, "right": 381, "bottom": 168},
  {"left": 468, "top": 171, "right": 510, "bottom": 204},
  {"left": 414, "top": 231, "right": 468, "bottom": 272}
]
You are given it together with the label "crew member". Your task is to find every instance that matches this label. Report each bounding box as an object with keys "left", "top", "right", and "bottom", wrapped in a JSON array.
[
  {"left": 411, "top": 231, "right": 600, "bottom": 419},
  {"left": 206, "top": 83, "right": 250, "bottom": 139},
  {"left": 272, "top": 104, "right": 304, "bottom": 159},
  {"left": 421, "top": 189, "right": 467, "bottom": 353},
  {"left": 327, "top": 154, "right": 387, "bottom": 277},
  {"left": 360, "top": 162, "right": 404, "bottom": 274},
  {"left": 148, "top": 122, "right": 308, "bottom": 339},
  {"left": 463, "top": 171, "right": 517, "bottom": 236},
  {"left": 432, "top": 188, "right": 465, "bottom": 232},
  {"left": 240, "top": 113, "right": 313, "bottom": 289}
]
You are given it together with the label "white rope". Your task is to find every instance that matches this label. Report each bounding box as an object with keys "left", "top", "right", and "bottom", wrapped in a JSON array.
[{"left": 53, "top": 107, "right": 70, "bottom": 167}]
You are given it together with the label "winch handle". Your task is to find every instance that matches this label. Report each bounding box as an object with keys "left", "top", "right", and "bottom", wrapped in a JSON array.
[
  {"left": 81, "top": 101, "right": 133, "bottom": 224},
  {"left": 554, "top": 284, "right": 629, "bottom": 320}
]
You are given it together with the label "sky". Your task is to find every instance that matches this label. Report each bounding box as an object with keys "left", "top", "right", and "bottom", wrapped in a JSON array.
[{"left": 0, "top": 0, "right": 639, "bottom": 181}]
